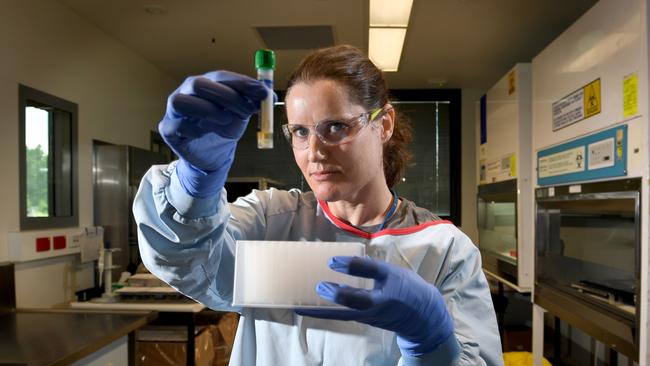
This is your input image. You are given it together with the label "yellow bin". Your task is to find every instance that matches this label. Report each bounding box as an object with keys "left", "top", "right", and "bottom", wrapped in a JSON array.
[{"left": 503, "top": 352, "right": 552, "bottom": 366}]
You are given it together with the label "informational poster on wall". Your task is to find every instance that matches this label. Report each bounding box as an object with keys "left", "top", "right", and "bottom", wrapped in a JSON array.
[
  {"left": 482, "top": 153, "right": 516, "bottom": 184},
  {"left": 551, "top": 78, "right": 601, "bottom": 131},
  {"left": 538, "top": 146, "right": 585, "bottom": 178},
  {"left": 537, "top": 125, "right": 627, "bottom": 186}
]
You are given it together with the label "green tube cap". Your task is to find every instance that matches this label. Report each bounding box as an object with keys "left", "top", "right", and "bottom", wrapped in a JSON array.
[{"left": 255, "top": 49, "right": 276, "bottom": 70}]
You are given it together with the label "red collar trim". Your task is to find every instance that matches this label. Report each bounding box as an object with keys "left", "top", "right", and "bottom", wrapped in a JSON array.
[{"left": 318, "top": 199, "right": 454, "bottom": 239}]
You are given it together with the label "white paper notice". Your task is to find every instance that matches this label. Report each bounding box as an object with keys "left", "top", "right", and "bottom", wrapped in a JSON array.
[
  {"left": 538, "top": 146, "right": 586, "bottom": 178},
  {"left": 588, "top": 138, "right": 615, "bottom": 170},
  {"left": 552, "top": 89, "right": 584, "bottom": 131}
]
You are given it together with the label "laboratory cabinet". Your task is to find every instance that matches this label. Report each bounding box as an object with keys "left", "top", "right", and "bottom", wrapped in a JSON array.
[
  {"left": 530, "top": 0, "right": 650, "bottom": 363},
  {"left": 93, "top": 144, "right": 168, "bottom": 277},
  {"left": 476, "top": 63, "right": 534, "bottom": 292}
]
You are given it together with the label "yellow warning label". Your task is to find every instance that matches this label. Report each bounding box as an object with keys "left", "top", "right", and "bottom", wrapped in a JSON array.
[
  {"left": 623, "top": 73, "right": 638, "bottom": 118},
  {"left": 616, "top": 128, "right": 624, "bottom": 161},
  {"left": 510, "top": 154, "right": 517, "bottom": 177},
  {"left": 508, "top": 71, "right": 516, "bottom": 95},
  {"left": 583, "top": 79, "right": 601, "bottom": 119}
]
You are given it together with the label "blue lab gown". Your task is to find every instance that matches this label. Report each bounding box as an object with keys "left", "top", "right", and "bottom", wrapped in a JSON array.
[{"left": 133, "top": 163, "right": 503, "bottom": 366}]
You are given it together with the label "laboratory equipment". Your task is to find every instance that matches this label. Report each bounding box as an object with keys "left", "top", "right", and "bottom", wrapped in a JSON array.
[
  {"left": 0, "top": 262, "right": 15, "bottom": 310},
  {"left": 255, "top": 49, "right": 275, "bottom": 149},
  {"left": 530, "top": 0, "right": 649, "bottom": 362},
  {"left": 535, "top": 178, "right": 640, "bottom": 358},
  {"left": 232, "top": 241, "right": 368, "bottom": 308},
  {"left": 114, "top": 273, "right": 190, "bottom": 302},
  {"left": 477, "top": 180, "right": 517, "bottom": 282},
  {"left": 93, "top": 143, "right": 167, "bottom": 277},
  {"left": 476, "top": 63, "right": 533, "bottom": 292},
  {"left": 94, "top": 247, "right": 121, "bottom": 303}
]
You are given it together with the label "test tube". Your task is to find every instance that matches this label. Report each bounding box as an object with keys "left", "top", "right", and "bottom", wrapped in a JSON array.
[{"left": 255, "top": 49, "right": 275, "bottom": 149}]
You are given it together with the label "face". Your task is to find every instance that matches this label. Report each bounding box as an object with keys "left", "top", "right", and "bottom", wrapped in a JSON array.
[{"left": 285, "top": 79, "right": 393, "bottom": 202}]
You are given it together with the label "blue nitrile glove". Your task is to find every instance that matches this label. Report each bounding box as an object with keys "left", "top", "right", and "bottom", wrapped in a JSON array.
[
  {"left": 159, "top": 70, "right": 269, "bottom": 198},
  {"left": 296, "top": 256, "right": 457, "bottom": 360}
]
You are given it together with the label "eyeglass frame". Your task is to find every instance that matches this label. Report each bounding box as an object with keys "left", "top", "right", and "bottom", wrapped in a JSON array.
[{"left": 281, "top": 105, "right": 391, "bottom": 149}]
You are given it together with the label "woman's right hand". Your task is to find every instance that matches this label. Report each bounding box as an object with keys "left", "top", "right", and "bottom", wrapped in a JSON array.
[{"left": 159, "top": 71, "right": 269, "bottom": 198}]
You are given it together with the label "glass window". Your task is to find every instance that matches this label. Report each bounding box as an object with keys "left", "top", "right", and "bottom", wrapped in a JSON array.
[
  {"left": 391, "top": 90, "right": 461, "bottom": 224},
  {"left": 20, "top": 85, "right": 78, "bottom": 229},
  {"left": 478, "top": 200, "right": 517, "bottom": 265},
  {"left": 536, "top": 191, "right": 639, "bottom": 312},
  {"left": 25, "top": 106, "right": 49, "bottom": 217}
]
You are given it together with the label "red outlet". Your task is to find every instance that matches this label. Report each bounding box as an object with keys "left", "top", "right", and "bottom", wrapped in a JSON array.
[
  {"left": 35, "top": 237, "right": 50, "bottom": 252},
  {"left": 53, "top": 236, "right": 66, "bottom": 250}
]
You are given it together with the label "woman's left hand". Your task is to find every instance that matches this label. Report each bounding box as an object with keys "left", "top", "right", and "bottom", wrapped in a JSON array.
[{"left": 296, "top": 256, "right": 455, "bottom": 358}]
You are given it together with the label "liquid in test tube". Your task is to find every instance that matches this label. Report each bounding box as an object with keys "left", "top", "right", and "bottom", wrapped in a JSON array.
[{"left": 255, "top": 49, "right": 275, "bottom": 149}]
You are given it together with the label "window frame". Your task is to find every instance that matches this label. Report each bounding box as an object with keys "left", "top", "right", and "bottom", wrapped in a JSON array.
[
  {"left": 390, "top": 89, "right": 462, "bottom": 225},
  {"left": 19, "top": 84, "right": 79, "bottom": 229}
]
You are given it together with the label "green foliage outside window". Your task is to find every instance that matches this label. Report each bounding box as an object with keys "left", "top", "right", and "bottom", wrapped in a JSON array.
[{"left": 26, "top": 145, "right": 48, "bottom": 217}]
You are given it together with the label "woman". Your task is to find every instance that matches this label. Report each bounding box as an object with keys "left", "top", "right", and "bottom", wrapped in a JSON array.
[{"left": 134, "top": 45, "right": 502, "bottom": 365}]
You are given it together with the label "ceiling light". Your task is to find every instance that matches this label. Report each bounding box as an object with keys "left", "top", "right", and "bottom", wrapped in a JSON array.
[
  {"left": 370, "top": 0, "right": 413, "bottom": 27},
  {"left": 368, "top": 28, "right": 407, "bottom": 72}
]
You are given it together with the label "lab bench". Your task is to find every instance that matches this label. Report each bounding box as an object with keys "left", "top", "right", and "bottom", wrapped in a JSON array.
[
  {"left": 0, "top": 308, "right": 156, "bottom": 366},
  {"left": 69, "top": 300, "right": 215, "bottom": 366}
]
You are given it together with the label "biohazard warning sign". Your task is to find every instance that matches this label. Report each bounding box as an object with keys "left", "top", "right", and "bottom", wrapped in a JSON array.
[
  {"left": 583, "top": 79, "right": 601, "bottom": 119},
  {"left": 552, "top": 78, "right": 601, "bottom": 131}
]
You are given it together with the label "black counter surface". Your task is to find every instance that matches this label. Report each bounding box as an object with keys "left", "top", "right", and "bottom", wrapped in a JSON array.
[{"left": 0, "top": 309, "right": 156, "bottom": 366}]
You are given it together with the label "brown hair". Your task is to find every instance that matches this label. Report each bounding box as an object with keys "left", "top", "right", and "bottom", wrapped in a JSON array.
[{"left": 286, "top": 45, "right": 413, "bottom": 188}]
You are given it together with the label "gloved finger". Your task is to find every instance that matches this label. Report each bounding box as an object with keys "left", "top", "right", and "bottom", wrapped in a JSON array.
[
  {"left": 316, "top": 282, "right": 374, "bottom": 310},
  {"left": 329, "top": 256, "right": 388, "bottom": 281},
  {"left": 192, "top": 77, "right": 262, "bottom": 119},
  {"left": 168, "top": 94, "right": 239, "bottom": 126},
  {"left": 294, "top": 308, "right": 361, "bottom": 321},
  {"left": 203, "top": 70, "right": 269, "bottom": 102}
]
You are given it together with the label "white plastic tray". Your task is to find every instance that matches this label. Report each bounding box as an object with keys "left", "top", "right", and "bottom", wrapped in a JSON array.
[{"left": 232, "top": 240, "right": 368, "bottom": 308}]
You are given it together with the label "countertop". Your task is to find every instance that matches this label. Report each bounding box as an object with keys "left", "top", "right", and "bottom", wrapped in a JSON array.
[
  {"left": 0, "top": 308, "right": 156, "bottom": 366},
  {"left": 69, "top": 300, "right": 205, "bottom": 313}
]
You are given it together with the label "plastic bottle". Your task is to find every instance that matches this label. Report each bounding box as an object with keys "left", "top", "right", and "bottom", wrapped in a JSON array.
[{"left": 255, "top": 49, "right": 275, "bottom": 149}]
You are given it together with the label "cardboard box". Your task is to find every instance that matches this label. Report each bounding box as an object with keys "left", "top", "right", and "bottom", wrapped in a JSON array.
[
  {"left": 137, "top": 327, "right": 214, "bottom": 366},
  {"left": 210, "top": 313, "right": 239, "bottom": 366}
]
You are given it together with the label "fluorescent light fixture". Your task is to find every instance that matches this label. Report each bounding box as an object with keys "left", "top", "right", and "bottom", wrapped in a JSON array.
[
  {"left": 368, "top": 28, "right": 407, "bottom": 72},
  {"left": 370, "top": 0, "right": 413, "bottom": 27}
]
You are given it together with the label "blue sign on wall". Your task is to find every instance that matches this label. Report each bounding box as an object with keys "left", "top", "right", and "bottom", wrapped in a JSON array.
[{"left": 537, "top": 125, "right": 627, "bottom": 186}]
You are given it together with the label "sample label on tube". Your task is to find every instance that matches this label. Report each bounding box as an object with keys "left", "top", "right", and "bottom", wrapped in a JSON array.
[{"left": 257, "top": 73, "right": 274, "bottom": 149}]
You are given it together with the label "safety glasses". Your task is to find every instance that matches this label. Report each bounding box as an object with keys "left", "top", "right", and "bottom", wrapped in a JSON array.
[{"left": 281, "top": 106, "right": 389, "bottom": 150}]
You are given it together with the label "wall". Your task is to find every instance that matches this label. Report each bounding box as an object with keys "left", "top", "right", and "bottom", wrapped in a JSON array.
[
  {"left": 0, "top": 1, "right": 177, "bottom": 307},
  {"left": 460, "top": 89, "right": 481, "bottom": 243}
]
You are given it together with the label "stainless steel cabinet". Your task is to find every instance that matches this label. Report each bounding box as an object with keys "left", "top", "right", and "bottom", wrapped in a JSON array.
[{"left": 93, "top": 144, "right": 168, "bottom": 276}]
